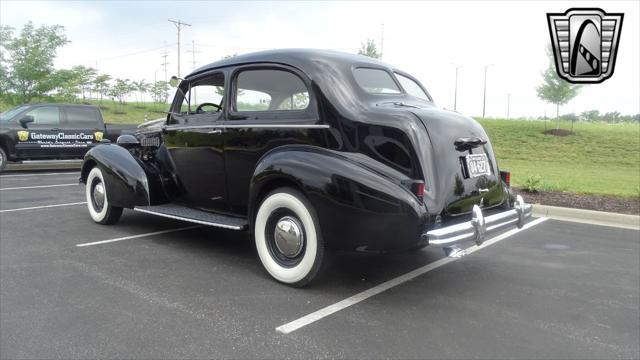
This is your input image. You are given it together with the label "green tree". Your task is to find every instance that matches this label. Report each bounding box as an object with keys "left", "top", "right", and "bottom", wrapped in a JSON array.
[
  {"left": 358, "top": 39, "right": 381, "bottom": 59},
  {"left": 110, "top": 78, "right": 132, "bottom": 107},
  {"left": 0, "top": 26, "right": 13, "bottom": 97},
  {"left": 133, "top": 80, "right": 148, "bottom": 103},
  {"left": 71, "top": 65, "right": 96, "bottom": 100},
  {"left": 580, "top": 110, "right": 600, "bottom": 122},
  {"left": 50, "top": 68, "right": 81, "bottom": 102},
  {"left": 150, "top": 80, "right": 169, "bottom": 104},
  {"left": 536, "top": 47, "right": 581, "bottom": 130},
  {"left": 0, "top": 21, "right": 69, "bottom": 103},
  {"left": 93, "top": 74, "right": 111, "bottom": 103}
]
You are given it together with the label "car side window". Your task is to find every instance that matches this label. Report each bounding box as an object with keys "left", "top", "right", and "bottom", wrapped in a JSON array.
[
  {"left": 25, "top": 107, "right": 61, "bottom": 125},
  {"left": 234, "top": 69, "right": 309, "bottom": 112},
  {"left": 395, "top": 73, "right": 430, "bottom": 101},
  {"left": 65, "top": 107, "right": 100, "bottom": 127}
]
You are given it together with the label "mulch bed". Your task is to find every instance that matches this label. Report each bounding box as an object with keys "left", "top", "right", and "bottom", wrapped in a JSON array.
[{"left": 513, "top": 188, "right": 640, "bottom": 216}]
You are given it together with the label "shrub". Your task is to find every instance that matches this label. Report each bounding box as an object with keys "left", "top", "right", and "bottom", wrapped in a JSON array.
[{"left": 524, "top": 175, "right": 543, "bottom": 193}]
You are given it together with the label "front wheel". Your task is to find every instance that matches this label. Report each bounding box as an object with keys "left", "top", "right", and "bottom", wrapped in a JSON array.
[
  {"left": 254, "top": 188, "right": 324, "bottom": 287},
  {"left": 85, "top": 166, "right": 123, "bottom": 225}
]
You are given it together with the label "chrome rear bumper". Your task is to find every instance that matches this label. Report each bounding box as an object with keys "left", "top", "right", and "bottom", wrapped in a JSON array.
[{"left": 422, "top": 195, "right": 532, "bottom": 255}]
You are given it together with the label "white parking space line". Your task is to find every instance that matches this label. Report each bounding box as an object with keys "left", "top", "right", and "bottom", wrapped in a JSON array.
[
  {"left": 0, "top": 183, "right": 79, "bottom": 191},
  {"left": 0, "top": 202, "right": 87, "bottom": 213},
  {"left": 0, "top": 172, "right": 80, "bottom": 178},
  {"left": 275, "top": 217, "right": 549, "bottom": 335},
  {"left": 75, "top": 225, "right": 203, "bottom": 247}
]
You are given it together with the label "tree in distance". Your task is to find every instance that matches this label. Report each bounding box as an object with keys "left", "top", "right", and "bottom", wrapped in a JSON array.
[
  {"left": 536, "top": 47, "right": 581, "bottom": 132},
  {"left": 358, "top": 39, "right": 381, "bottom": 59}
]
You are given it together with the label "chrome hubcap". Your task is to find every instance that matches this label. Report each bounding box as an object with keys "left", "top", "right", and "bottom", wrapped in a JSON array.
[
  {"left": 273, "top": 216, "right": 303, "bottom": 258},
  {"left": 93, "top": 182, "right": 105, "bottom": 209}
]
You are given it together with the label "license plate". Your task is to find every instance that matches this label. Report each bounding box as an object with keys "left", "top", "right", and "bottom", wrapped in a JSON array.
[{"left": 466, "top": 154, "right": 491, "bottom": 178}]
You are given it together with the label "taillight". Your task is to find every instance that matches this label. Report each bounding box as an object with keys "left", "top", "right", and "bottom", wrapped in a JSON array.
[
  {"left": 500, "top": 170, "right": 511, "bottom": 187},
  {"left": 402, "top": 180, "right": 426, "bottom": 201},
  {"left": 411, "top": 181, "right": 425, "bottom": 200}
]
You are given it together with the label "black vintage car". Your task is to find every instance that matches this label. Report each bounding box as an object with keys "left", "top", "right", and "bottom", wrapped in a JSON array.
[
  {"left": 0, "top": 104, "right": 136, "bottom": 171},
  {"left": 79, "top": 49, "right": 532, "bottom": 286}
]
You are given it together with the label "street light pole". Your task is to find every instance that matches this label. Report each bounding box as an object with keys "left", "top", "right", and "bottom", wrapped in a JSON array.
[
  {"left": 507, "top": 93, "right": 511, "bottom": 120},
  {"left": 452, "top": 64, "right": 462, "bottom": 111},
  {"left": 482, "top": 64, "right": 493, "bottom": 118}
]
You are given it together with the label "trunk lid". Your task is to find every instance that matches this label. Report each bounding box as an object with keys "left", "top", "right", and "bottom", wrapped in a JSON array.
[{"left": 409, "top": 108, "right": 506, "bottom": 216}]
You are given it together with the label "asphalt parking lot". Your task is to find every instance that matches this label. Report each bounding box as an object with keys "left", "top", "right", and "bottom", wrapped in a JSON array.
[{"left": 1, "top": 170, "right": 639, "bottom": 359}]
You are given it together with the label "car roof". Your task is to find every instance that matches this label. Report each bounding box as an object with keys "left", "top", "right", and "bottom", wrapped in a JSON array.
[{"left": 187, "top": 48, "right": 394, "bottom": 79}]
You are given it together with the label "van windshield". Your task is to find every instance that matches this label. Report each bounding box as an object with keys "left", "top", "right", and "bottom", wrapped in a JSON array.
[{"left": 0, "top": 105, "right": 28, "bottom": 122}]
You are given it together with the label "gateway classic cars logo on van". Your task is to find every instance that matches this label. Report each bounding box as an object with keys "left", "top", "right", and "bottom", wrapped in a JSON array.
[
  {"left": 17, "top": 131, "right": 29, "bottom": 141},
  {"left": 17, "top": 131, "right": 96, "bottom": 142},
  {"left": 547, "top": 8, "right": 624, "bottom": 83}
]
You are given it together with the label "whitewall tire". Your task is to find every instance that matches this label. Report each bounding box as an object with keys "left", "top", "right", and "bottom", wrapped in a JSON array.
[
  {"left": 85, "top": 167, "right": 123, "bottom": 225},
  {"left": 254, "top": 187, "right": 324, "bottom": 287},
  {"left": 0, "top": 147, "right": 7, "bottom": 172}
]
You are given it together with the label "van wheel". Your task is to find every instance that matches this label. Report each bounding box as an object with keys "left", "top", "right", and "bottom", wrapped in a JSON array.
[
  {"left": 0, "top": 147, "right": 7, "bottom": 172},
  {"left": 254, "top": 187, "right": 324, "bottom": 287},
  {"left": 85, "top": 167, "right": 123, "bottom": 225}
]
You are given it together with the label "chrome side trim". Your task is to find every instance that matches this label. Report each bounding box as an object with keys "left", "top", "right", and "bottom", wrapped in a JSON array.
[
  {"left": 424, "top": 195, "right": 533, "bottom": 250},
  {"left": 165, "top": 124, "right": 330, "bottom": 131},
  {"left": 133, "top": 207, "right": 245, "bottom": 230}
]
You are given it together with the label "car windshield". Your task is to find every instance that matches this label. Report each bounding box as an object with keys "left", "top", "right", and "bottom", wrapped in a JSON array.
[{"left": 0, "top": 105, "right": 28, "bottom": 122}]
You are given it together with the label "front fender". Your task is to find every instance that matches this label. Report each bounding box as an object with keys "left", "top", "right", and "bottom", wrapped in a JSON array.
[
  {"left": 80, "top": 144, "right": 150, "bottom": 208},
  {"left": 249, "top": 145, "right": 428, "bottom": 252}
]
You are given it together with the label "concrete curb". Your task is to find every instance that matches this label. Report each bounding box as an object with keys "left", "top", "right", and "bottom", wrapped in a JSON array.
[
  {"left": 5, "top": 161, "right": 82, "bottom": 172},
  {"left": 533, "top": 204, "right": 640, "bottom": 230}
]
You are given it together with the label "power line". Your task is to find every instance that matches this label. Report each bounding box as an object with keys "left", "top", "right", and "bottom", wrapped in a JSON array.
[
  {"left": 168, "top": 19, "right": 192, "bottom": 77},
  {"left": 97, "top": 43, "right": 176, "bottom": 62}
]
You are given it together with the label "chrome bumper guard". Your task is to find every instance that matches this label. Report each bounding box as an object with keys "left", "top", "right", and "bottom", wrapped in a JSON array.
[{"left": 423, "top": 195, "right": 532, "bottom": 257}]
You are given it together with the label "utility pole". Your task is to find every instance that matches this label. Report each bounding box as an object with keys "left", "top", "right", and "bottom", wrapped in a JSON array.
[
  {"left": 168, "top": 19, "right": 191, "bottom": 77},
  {"left": 160, "top": 51, "right": 169, "bottom": 83},
  {"left": 482, "top": 64, "right": 493, "bottom": 118},
  {"left": 452, "top": 64, "right": 462, "bottom": 111},
  {"left": 187, "top": 40, "right": 202, "bottom": 104},
  {"left": 507, "top": 93, "right": 511, "bottom": 120}
]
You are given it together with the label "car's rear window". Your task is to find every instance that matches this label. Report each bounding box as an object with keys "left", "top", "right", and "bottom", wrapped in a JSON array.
[
  {"left": 395, "top": 73, "right": 429, "bottom": 100},
  {"left": 353, "top": 68, "right": 401, "bottom": 94}
]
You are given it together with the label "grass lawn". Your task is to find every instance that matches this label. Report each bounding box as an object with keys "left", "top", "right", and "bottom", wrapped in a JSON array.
[{"left": 479, "top": 118, "right": 640, "bottom": 198}]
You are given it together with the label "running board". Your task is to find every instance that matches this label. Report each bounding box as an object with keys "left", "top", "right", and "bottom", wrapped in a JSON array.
[{"left": 134, "top": 203, "right": 248, "bottom": 230}]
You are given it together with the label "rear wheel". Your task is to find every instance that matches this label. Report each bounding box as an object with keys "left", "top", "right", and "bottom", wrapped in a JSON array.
[
  {"left": 85, "top": 167, "right": 123, "bottom": 225},
  {"left": 0, "top": 147, "right": 7, "bottom": 172},
  {"left": 254, "top": 187, "right": 324, "bottom": 287}
]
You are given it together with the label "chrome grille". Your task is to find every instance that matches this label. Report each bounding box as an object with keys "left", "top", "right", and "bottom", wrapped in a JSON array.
[{"left": 140, "top": 137, "right": 160, "bottom": 147}]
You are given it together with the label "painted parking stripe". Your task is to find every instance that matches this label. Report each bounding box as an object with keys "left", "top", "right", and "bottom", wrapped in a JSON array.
[
  {"left": 0, "top": 183, "right": 79, "bottom": 191},
  {"left": 0, "top": 172, "right": 80, "bottom": 178},
  {"left": 0, "top": 202, "right": 87, "bottom": 213},
  {"left": 75, "top": 225, "right": 203, "bottom": 247},
  {"left": 275, "top": 217, "right": 549, "bottom": 334}
]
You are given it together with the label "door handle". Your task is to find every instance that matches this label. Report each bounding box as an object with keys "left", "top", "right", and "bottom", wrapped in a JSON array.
[{"left": 208, "top": 129, "right": 223, "bottom": 134}]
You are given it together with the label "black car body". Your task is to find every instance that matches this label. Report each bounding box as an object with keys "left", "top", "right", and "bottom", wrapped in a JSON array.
[
  {"left": 0, "top": 104, "right": 136, "bottom": 171},
  {"left": 79, "top": 49, "right": 532, "bottom": 286}
]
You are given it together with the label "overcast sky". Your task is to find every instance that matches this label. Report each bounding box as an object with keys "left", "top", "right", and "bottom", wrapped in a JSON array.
[{"left": 1, "top": 0, "right": 638, "bottom": 118}]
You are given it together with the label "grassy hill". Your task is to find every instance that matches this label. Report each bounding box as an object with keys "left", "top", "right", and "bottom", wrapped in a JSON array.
[{"left": 479, "top": 119, "right": 639, "bottom": 197}]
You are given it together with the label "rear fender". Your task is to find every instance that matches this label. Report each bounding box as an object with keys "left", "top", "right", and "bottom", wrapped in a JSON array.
[
  {"left": 249, "top": 145, "right": 428, "bottom": 252},
  {"left": 80, "top": 144, "right": 150, "bottom": 208}
]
